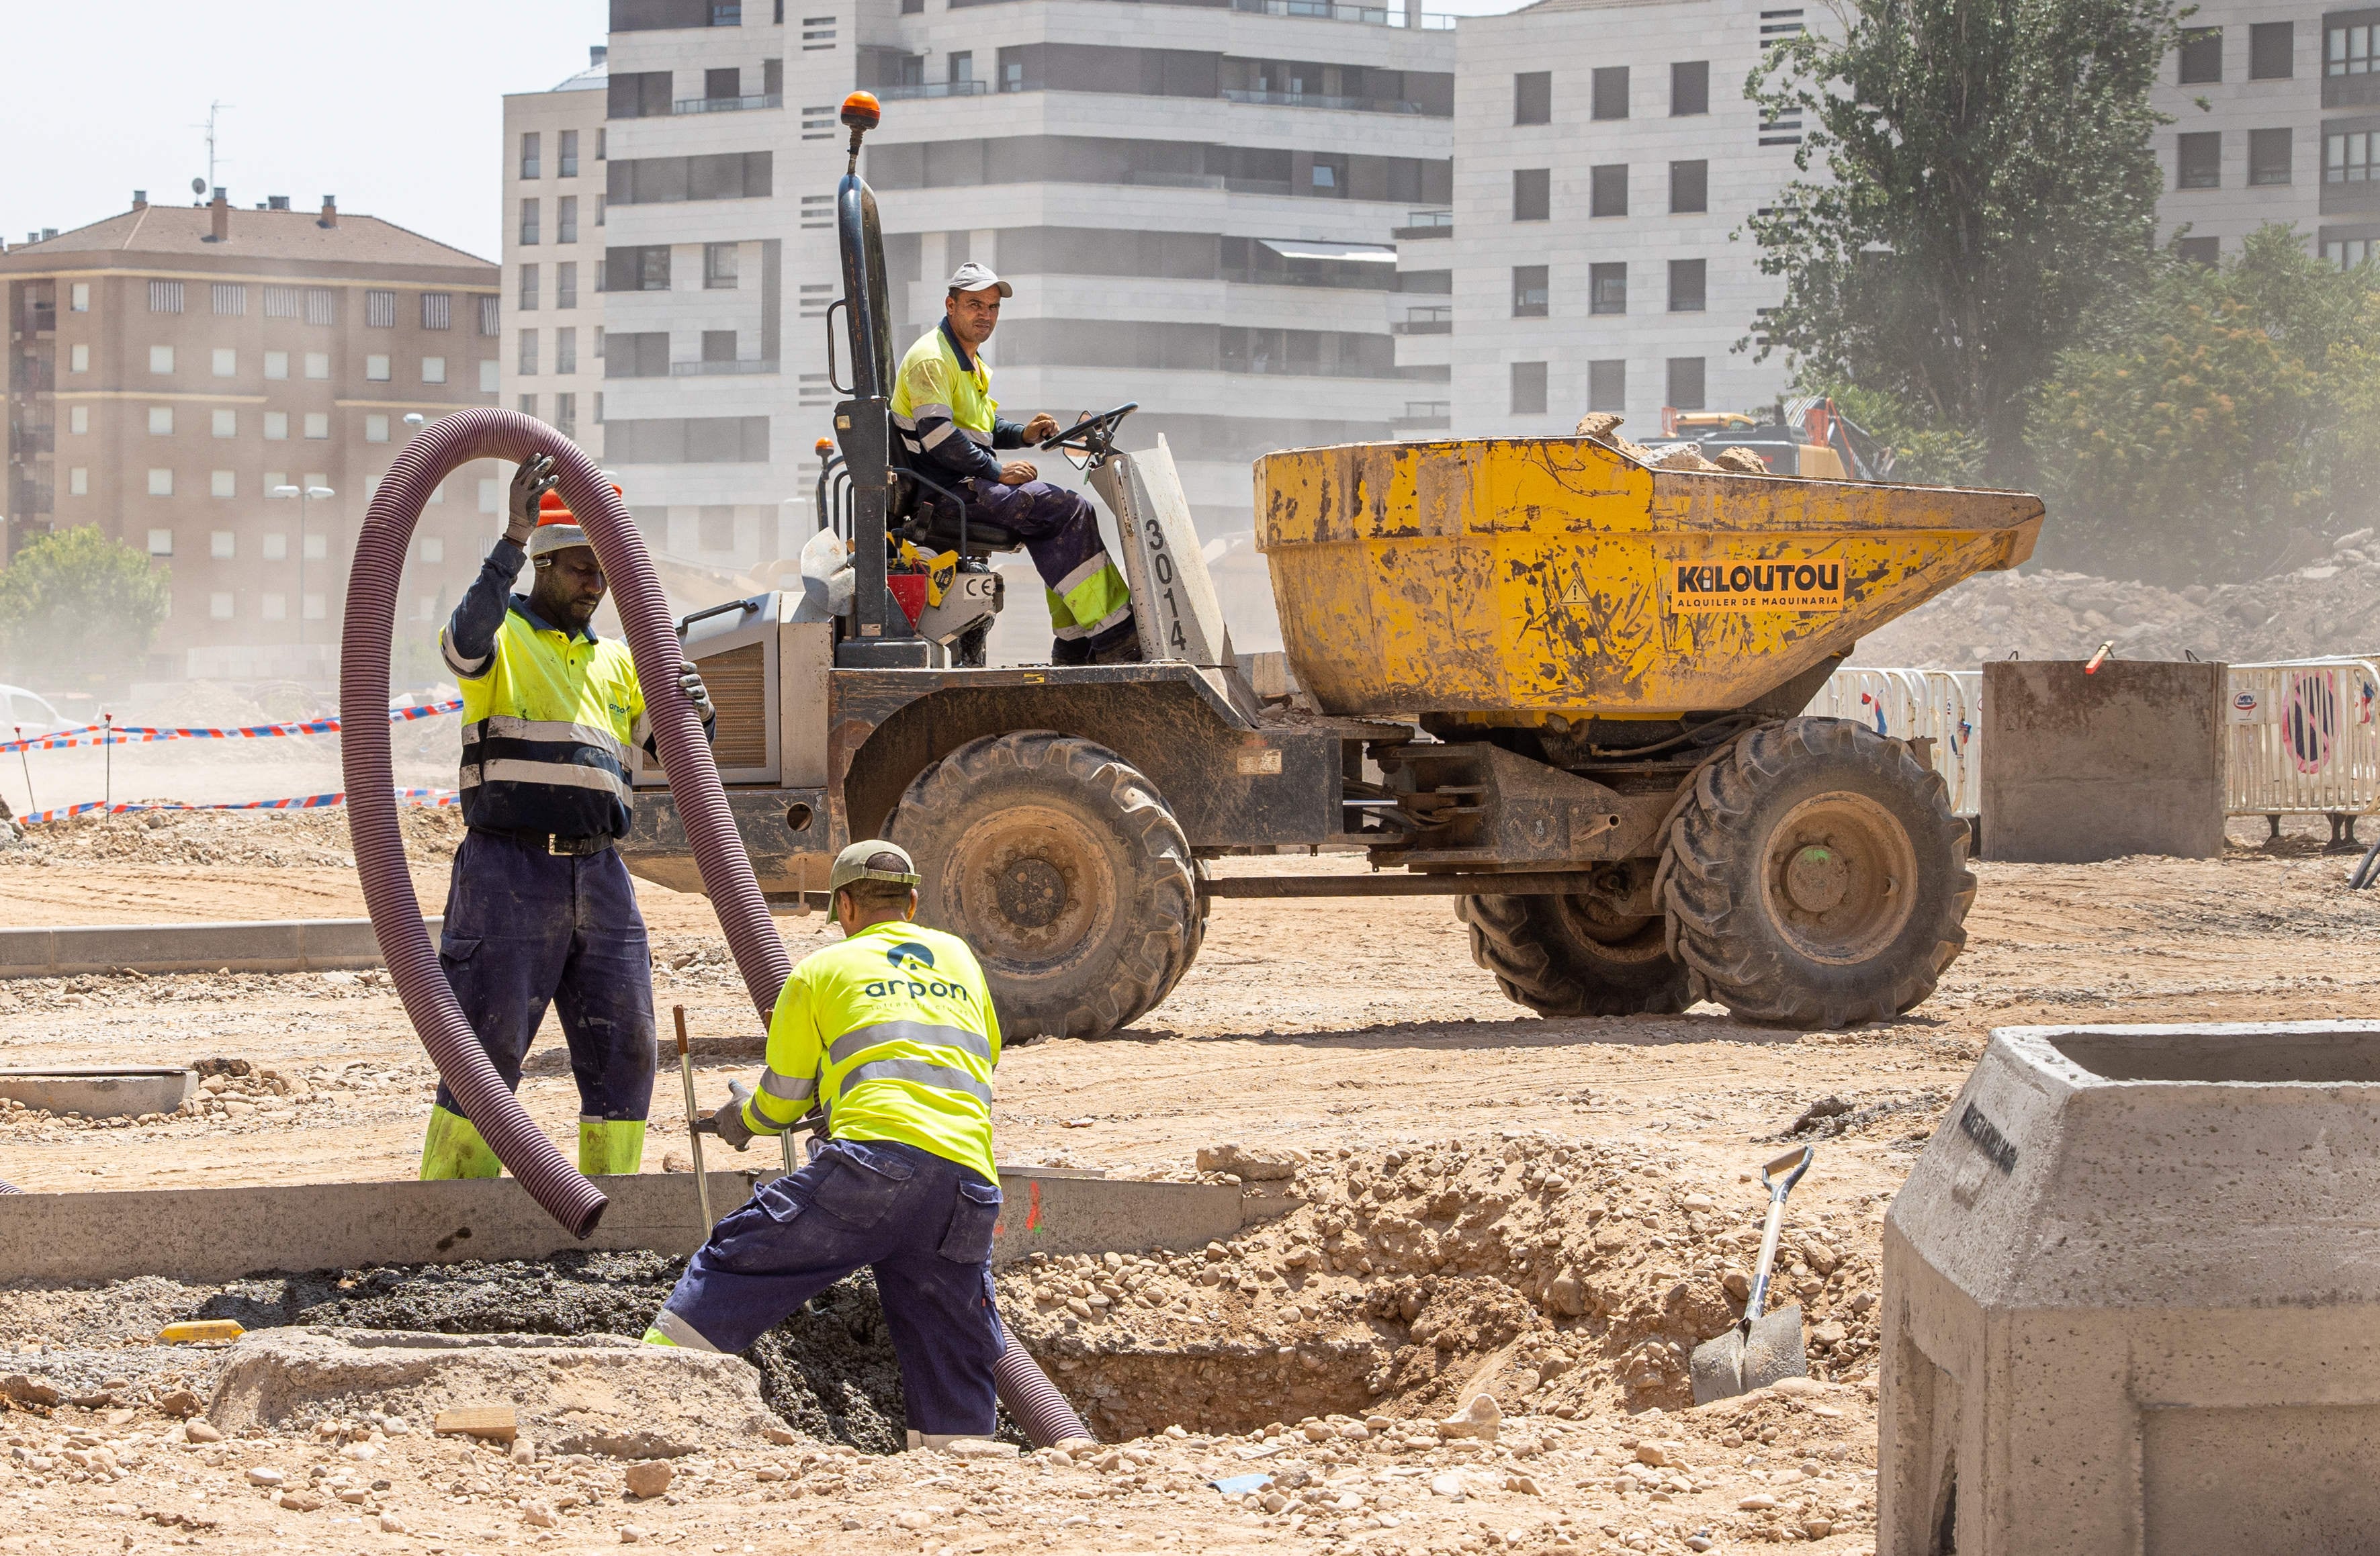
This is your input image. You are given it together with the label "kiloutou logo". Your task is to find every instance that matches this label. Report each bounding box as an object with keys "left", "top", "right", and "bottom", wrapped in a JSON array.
[{"left": 1670, "top": 559, "right": 1847, "bottom": 614}]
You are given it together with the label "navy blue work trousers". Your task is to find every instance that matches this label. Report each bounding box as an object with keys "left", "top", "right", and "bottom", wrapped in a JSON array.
[
  {"left": 433, "top": 830, "right": 657, "bottom": 1124},
  {"left": 659, "top": 1138, "right": 1006, "bottom": 1436}
]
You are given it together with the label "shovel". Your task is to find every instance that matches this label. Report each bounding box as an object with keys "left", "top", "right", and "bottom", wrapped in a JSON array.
[{"left": 1690, "top": 1144, "right": 1815, "bottom": 1405}]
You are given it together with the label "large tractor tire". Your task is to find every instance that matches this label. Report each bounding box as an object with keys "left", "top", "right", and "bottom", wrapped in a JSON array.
[
  {"left": 1458, "top": 890, "right": 1689, "bottom": 1017},
  {"left": 887, "top": 731, "right": 1202, "bottom": 1042},
  {"left": 1661, "top": 717, "right": 1974, "bottom": 1028}
]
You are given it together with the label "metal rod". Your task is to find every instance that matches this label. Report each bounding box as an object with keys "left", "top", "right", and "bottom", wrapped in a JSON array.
[
  {"left": 14, "top": 727, "right": 33, "bottom": 816},
  {"left": 780, "top": 1127, "right": 797, "bottom": 1178},
  {"left": 1198, "top": 870, "right": 1606, "bottom": 900},
  {"left": 674, "top": 1005, "right": 712, "bottom": 1231}
]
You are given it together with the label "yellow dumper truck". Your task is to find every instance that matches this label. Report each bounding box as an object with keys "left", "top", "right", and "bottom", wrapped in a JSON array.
[{"left": 618, "top": 95, "right": 2045, "bottom": 1038}]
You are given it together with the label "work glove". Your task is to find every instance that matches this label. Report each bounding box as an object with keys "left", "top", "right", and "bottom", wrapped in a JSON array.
[
  {"left": 679, "top": 661, "right": 714, "bottom": 723},
  {"left": 711, "top": 1081, "right": 756, "bottom": 1152},
  {"left": 504, "top": 453, "right": 560, "bottom": 547}
]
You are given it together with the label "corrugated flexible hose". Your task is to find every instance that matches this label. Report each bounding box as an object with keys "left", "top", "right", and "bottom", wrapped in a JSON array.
[
  {"left": 343, "top": 410, "right": 1089, "bottom": 1442},
  {"left": 0, "top": 1181, "right": 19, "bottom": 1195}
]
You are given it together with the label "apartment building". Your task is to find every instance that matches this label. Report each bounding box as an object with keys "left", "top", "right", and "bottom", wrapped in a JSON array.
[
  {"left": 590, "top": 0, "right": 1452, "bottom": 572},
  {"left": 502, "top": 46, "right": 612, "bottom": 462},
  {"left": 0, "top": 193, "right": 500, "bottom": 684},
  {"left": 1442, "top": 0, "right": 1803, "bottom": 439}
]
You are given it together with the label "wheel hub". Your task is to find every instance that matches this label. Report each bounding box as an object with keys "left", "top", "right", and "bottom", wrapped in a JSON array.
[
  {"left": 1759, "top": 790, "right": 1920, "bottom": 966},
  {"left": 1783, "top": 845, "right": 1851, "bottom": 913},
  {"left": 942, "top": 804, "right": 1116, "bottom": 972},
  {"left": 995, "top": 857, "right": 1067, "bottom": 929}
]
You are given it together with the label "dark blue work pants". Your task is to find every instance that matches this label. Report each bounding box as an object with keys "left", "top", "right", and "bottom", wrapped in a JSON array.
[
  {"left": 433, "top": 830, "right": 657, "bottom": 1124},
  {"left": 660, "top": 1138, "right": 1006, "bottom": 1436}
]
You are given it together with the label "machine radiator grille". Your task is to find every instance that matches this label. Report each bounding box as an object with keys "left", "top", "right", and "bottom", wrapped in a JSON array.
[{"left": 702, "top": 642, "right": 769, "bottom": 770}]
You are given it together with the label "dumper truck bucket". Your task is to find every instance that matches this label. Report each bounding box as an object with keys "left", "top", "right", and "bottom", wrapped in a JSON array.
[{"left": 1255, "top": 437, "right": 2043, "bottom": 720}]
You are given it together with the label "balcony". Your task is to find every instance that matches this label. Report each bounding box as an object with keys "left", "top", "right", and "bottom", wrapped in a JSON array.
[
  {"left": 674, "top": 91, "right": 784, "bottom": 113},
  {"left": 1393, "top": 306, "right": 1452, "bottom": 334},
  {"left": 881, "top": 80, "right": 991, "bottom": 100},
  {"left": 1393, "top": 401, "right": 1450, "bottom": 430},
  {"left": 1231, "top": 0, "right": 1454, "bottom": 25},
  {"left": 1392, "top": 208, "right": 1453, "bottom": 240},
  {"left": 1221, "top": 88, "right": 1424, "bottom": 113},
  {"left": 670, "top": 359, "right": 781, "bottom": 376},
  {"left": 9, "top": 423, "right": 56, "bottom": 455}
]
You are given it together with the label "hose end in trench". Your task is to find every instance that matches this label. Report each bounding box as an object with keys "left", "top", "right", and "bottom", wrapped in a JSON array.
[{"left": 993, "top": 1317, "right": 1092, "bottom": 1447}]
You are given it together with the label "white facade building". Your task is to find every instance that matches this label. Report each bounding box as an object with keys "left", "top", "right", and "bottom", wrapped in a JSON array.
[{"left": 501, "top": 48, "right": 612, "bottom": 463}]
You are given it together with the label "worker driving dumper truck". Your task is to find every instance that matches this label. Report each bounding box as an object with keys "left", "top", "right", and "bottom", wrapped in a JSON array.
[{"left": 612, "top": 89, "right": 2042, "bottom": 1054}]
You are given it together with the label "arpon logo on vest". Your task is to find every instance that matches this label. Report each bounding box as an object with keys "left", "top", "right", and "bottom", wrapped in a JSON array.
[
  {"left": 1668, "top": 556, "right": 1847, "bottom": 614},
  {"left": 885, "top": 942, "right": 937, "bottom": 973}
]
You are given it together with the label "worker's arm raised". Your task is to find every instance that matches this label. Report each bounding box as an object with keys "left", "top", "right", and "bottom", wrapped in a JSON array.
[{"left": 440, "top": 457, "right": 557, "bottom": 678}]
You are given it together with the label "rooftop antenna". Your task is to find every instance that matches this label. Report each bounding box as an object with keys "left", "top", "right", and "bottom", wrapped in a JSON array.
[{"left": 193, "top": 101, "right": 232, "bottom": 196}]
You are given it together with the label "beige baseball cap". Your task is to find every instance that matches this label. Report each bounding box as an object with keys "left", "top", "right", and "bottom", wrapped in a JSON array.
[
  {"left": 946, "top": 261, "right": 1012, "bottom": 298},
  {"left": 829, "top": 839, "right": 921, "bottom": 894}
]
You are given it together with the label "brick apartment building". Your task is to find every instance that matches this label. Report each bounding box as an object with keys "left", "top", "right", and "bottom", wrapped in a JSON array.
[{"left": 1, "top": 192, "right": 502, "bottom": 685}]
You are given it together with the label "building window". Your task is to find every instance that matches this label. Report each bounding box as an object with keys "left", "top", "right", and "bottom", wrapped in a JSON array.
[
  {"left": 519, "top": 198, "right": 540, "bottom": 245},
  {"left": 210, "top": 593, "right": 234, "bottom": 621},
  {"left": 559, "top": 129, "right": 580, "bottom": 178},
  {"left": 149, "top": 345, "right": 174, "bottom": 374},
  {"left": 705, "top": 242, "right": 740, "bottom": 287},
  {"left": 1667, "top": 357, "right": 1706, "bottom": 410},
  {"left": 520, "top": 264, "right": 540, "bottom": 311},
  {"left": 1510, "top": 361, "right": 1548, "bottom": 416},
  {"left": 519, "top": 394, "right": 538, "bottom": 418},
  {"left": 558, "top": 195, "right": 578, "bottom": 244},
  {"left": 303, "top": 530, "right": 328, "bottom": 561},
  {"left": 212, "top": 282, "right": 247, "bottom": 316},
  {"left": 521, "top": 132, "right": 541, "bottom": 179},
  {"left": 556, "top": 393, "right": 577, "bottom": 437},
  {"left": 480, "top": 360, "right": 499, "bottom": 392},
  {"left": 597, "top": 126, "right": 607, "bottom": 160},
  {"left": 2249, "top": 127, "right": 2293, "bottom": 183},
  {"left": 210, "top": 531, "right": 236, "bottom": 559},
  {"left": 68, "top": 468, "right": 88, "bottom": 496},
  {"left": 305, "top": 351, "right": 329, "bottom": 379},
  {"left": 303, "top": 594, "right": 326, "bottom": 622},
  {"left": 519, "top": 330, "right": 539, "bottom": 375},
  {"left": 212, "top": 348, "right": 236, "bottom": 377},
  {"left": 1670, "top": 160, "right": 1710, "bottom": 214},
  {"left": 1588, "top": 359, "right": 1625, "bottom": 414},
  {"left": 2177, "top": 236, "right": 2221, "bottom": 265},
  {"left": 304, "top": 413, "right": 330, "bottom": 440},
  {"left": 1513, "top": 169, "right": 1550, "bottom": 222},
  {"left": 1312, "top": 156, "right": 1347, "bottom": 193},
  {"left": 1591, "top": 66, "right": 1629, "bottom": 120},
  {"left": 1511, "top": 265, "right": 1550, "bottom": 317},
  {"left": 305, "top": 287, "right": 335, "bottom": 325},
  {"left": 421, "top": 293, "right": 452, "bottom": 330},
  {"left": 265, "top": 412, "right": 289, "bottom": 441},
  {"left": 265, "top": 351, "right": 289, "bottom": 379},
  {"left": 1672, "top": 60, "right": 1710, "bottom": 116},
  {"left": 607, "top": 246, "right": 673, "bottom": 291},
  {"left": 263, "top": 284, "right": 300, "bottom": 318},
  {"left": 212, "top": 410, "right": 236, "bottom": 437},
  {"left": 1669, "top": 259, "right": 1708, "bottom": 312},
  {"left": 1590, "top": 263, "right": 1628, "bottom": 314},
  {"left": 596, "top": 195, "right": 606, "bottom": 228},
  {"left": 558, "top": 263, "right": 578, "bottom": 310},
  {"left": 479, "top": 295, "right": 500, "bottom": 335},
  {"left": 2333, "top": 20, "right": 2377, "bottom": 77},
  {"left": 595, "top": 392, "right": 605, "bottom": 423},
  {"left": 557, "top": 329, "right": 578, "bottom": 375},
  {"left": 365, "top": 355, "right": 391, "bottom": 381},
  {"left": 149, "top": 280, "right": 184, "bottom": 313},
  {"left": 69, "top": 343, "right": 88, "bottom": 373},
  {"left": 69, "top": 283, "right": 89, "bottom": 312},
  {"left": 703, "top": 330, "right": 738, "bottom": 364},
  {"left": 2178, "top": 132, "right": 2221, "bottom": 188},
  {"left": 148, "top": 407, "right": 174, "bottom": 435},
  {"left": 261, "top": 533, "right": 286, "bottom": 560},
  {"left": 2250, "top": 21, "right": 2293, "bottom": 80},
  {"left": 1591, "top": 164, "right": 1629, "bottom": 217},
  {"left": 421, "top": 537, "right": 445, "bottom": 563},
  {"left": 367, "top": 289, "right": 396, "bottom": 328},
  {"left": 423, "top": 356, "right": 447, "bottom": 383},
  {"left": 366, "top": 414, "right": 390, "bottom": 442},
  {"left": 2178, "top": 26, "right": 2222, "bottom": 84},
  {"left": 148, "top": 469, "right": 174, "bottom": 496},
  {"left": 2329, "top": 128, "right": 2377, "bottom": 182},
  {"left": 210, "top": 471, "right": 236, "bottom": 499},
  {"left": 148, "top": 530, "right": 173, "bottom": 556},
  {"left": 1515, "top": 71, "right": 1552, "bottom": 126}
]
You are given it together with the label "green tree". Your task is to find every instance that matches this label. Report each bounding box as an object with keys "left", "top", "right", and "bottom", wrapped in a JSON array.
[
  {"left": 0, "top": 526, "right": 171, "bottom": 688},
  {"left": 2029, "top": 226, "right": 2380, "bottom": 582},
  {"left": 1805, "top": 379, "right": 1988, "bottom": 486},
  {"left": 1747, "top": 0, "right": 2180, "bottom": 480}
]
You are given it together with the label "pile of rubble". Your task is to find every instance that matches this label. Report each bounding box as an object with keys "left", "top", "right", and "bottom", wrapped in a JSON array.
[
  {"left": 0, "top": 807, "right": 463, "bottom": 868},
  {"left": 1855, "top": 527, "right": 2380, "bottom": 670}
]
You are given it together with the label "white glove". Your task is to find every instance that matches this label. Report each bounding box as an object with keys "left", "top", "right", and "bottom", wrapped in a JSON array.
[
  {"left": 711, "top": 1081, "right": 756, "bottom": 1152},
  {"left": 505, "top": 453, "right": 558, "bottom": 547},
  {"left": 678, "top": 662, "right": 714, "bottom": 723}
]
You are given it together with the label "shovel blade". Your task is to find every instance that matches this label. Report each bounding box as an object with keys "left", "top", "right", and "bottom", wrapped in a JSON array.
[{"left": 1688, "top": 1303, "right": 1808, "bottom": 1405}]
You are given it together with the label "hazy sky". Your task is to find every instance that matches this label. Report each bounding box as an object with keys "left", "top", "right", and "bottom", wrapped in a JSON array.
[{"left": 1, "top": 0, "right": 1524, "bottom": 261}]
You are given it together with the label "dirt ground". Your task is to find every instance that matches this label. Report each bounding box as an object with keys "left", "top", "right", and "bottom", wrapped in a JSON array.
[{"left": 0, "top": 811, "right": 2373, "bottom": 1555}]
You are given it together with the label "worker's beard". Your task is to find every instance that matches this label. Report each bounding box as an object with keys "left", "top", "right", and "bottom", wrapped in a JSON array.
[{"left": 528, "top": 569, "right": 604, "bottom": 635}]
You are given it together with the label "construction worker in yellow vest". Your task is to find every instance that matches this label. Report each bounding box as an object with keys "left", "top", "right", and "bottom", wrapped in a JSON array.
[
  {"left": 421, "top": 453, "right": 715, "bottom": 1181},
  {"left": 891, "top": 263, "right": 1139, "bottom": 665},
  {"left": 644, "top": 839, "right": 1009, "bottom": 1449}
]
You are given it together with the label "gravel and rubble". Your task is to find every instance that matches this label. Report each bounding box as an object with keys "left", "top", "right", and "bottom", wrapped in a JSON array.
[{"left": 1854, "top": 525, "right": 2380, "bottom": 669}]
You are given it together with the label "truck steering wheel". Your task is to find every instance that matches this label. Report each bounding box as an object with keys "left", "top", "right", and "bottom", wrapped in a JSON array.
[{"left": 1037, "top": 402, "right": 1139, "bottom": 469}]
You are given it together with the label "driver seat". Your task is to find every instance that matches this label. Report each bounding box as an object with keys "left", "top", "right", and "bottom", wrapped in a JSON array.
[{"left": 889, "top": 446, "right": 1023, "bottom": 557}]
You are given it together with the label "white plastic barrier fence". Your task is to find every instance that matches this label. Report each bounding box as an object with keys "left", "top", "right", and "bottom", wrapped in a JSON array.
[
  {"left": 2223, "top": 657, "right": 2380, "bottom": 821},
  {"left": 1802, "top": 668, "right": 1982, "bottom": 815}
]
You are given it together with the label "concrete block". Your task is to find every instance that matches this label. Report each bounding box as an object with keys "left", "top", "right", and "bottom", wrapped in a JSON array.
[
  {"left": 0, "top": 917, "right": 441, "bottom": 978},
  {"left": 1881, "top": 1020, "right": 2380, "bottom": 1556},
  {"left": 0, "top": 1066, "right": 193, "bottom": 1117},
  {"left": 0, "top": 1168, "right": 1251, "bottom": 1285},
  {"left": 1980, "top": 660, "right": 2227, "bottom": 861}
]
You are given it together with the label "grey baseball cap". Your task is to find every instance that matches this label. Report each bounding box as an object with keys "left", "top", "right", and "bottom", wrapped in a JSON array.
[
  {"left": 829, "top": 839, "right": 921, "bottom": 894},
  {"left": 946, "top": 261, "right": 1012, "bottom": 298}
]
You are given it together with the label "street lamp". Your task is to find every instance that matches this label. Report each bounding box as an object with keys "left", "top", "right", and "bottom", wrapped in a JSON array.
[
  {"left": 403, "top": 413, "right": 427, "bottom": 428},
  {"left": 270, "top": 483, "right": 335, "bottom": 659}
]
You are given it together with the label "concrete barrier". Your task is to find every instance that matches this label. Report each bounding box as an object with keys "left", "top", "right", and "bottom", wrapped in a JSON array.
[
  {"left": 1881, "top": 1019, "right": 2380, "bottom": 1555},
  {"left": 1979, "top": 659, "right": 2227, "bottom": 861},
  {"left": 0, "top": 1066, "right": 194, "bottom": 1117},
  {"left": 0, "top": 1168, "right": 1250, "bottom": 1285},
  {"left": 0, "top": 916, "right": 441, "bottom": 978}
]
